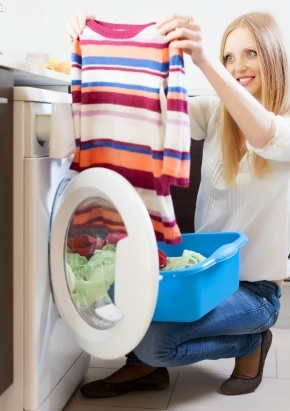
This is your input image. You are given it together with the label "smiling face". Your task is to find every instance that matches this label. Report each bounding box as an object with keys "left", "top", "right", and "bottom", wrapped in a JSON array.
[{"left": 223, "top": 27, "right": 262, "bottom": 100}]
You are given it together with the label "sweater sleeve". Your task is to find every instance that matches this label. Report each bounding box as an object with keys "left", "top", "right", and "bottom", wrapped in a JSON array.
[
  {"left": 161, "top": 46, "right": 191, "bottom": 188},
  {"left": 70, "top": 39, "right": 82, "bottom": 170}
]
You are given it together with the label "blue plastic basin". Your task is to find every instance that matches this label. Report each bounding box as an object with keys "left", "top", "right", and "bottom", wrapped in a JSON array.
[{"left": 153, "top": 231, "right": 248, "bottom": 322}]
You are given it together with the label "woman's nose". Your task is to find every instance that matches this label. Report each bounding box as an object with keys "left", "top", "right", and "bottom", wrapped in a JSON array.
[{"left": 234, "top": 57, "right": 247, "bottom": 72}]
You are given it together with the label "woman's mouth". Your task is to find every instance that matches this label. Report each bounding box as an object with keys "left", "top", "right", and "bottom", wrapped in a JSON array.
[{"left": 237, "top": 76, "right": 255, "bottom": 85}]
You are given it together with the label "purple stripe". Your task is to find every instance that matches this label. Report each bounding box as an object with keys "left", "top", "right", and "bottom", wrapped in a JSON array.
[
  {"left": 72, "top": 90, "right": 81, "bottom": 103},
  {"left": 74, "top": 203, "right": 119, "bottom": 215},
  {"left": 79, "top": 137, "right": 162, "bottom": 153},
  {"left": 82, "top": 91, "right": 161, "bottom": 112},
  {"left": 167, "top": 98, "right": 188, "bottom": 114},
  {"left": 169, "top": 67, "right": 186, "bottom": 75},
  {"left": 146, "top": 209, "right": 171, "bottom": 222},
  {"left": 70, "top": 162, "right": 189, "bottom": 194},
  {"left": 74, "top": 189, "right": 177, "bottom": 226},
  {"left": 148, "top": 213, "right": 177, "bottom": 228},
  {"left": 75, "top": 216, "right": 124, "bottom": 227},
  {"left": 155, "top": 231, "right": 182, "bottom": 244},
  {"left": 73, "top": 221, "right": 127, "bottom": 234},
  {"left": 70, "top": 162, "right": 169, "bottom": 194}
]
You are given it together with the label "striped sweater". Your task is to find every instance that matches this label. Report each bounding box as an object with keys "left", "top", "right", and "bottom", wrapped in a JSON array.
[{"left": 70, "top": 19, "right": 191, "bottom": 244}]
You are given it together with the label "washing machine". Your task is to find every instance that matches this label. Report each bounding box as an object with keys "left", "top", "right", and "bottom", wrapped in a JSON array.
[{"left": 13, "top": 87, "right": 159, "bottom": 411}]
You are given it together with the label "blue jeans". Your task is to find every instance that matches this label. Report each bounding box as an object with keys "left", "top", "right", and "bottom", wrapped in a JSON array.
[{"left": 126, "top": 281, "right": 282, "bottom": 367}]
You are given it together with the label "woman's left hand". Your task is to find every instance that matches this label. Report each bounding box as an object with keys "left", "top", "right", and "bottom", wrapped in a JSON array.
[{"left": 156, "top": 14, "right": 208, "bottom": 67}]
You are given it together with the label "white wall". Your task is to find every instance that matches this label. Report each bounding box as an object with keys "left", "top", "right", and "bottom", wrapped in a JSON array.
[{"left": 0, "top": 0, "right": 289, "bottom": 90}]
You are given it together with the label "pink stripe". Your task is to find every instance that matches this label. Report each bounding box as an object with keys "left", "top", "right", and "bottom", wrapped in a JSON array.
[
  {"left": 81, "top": 109, "right": 163, "bottom": 126},
  {"left": 167, "top": 118, "right": 190, "bottom": 127},
  {"left": 81, "top": 40, "right": 168, "bottom": 48},
  {"left": 73, "top": 109, "right": 189, "bottom": 126}
]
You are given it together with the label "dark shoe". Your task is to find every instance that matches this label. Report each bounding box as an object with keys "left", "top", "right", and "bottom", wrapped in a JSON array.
[
  {"left": 221, "top": 329, "right": 272, "bottom": 395},
  {"left": 80, "top": 367, "right": 170, "bottom": 398}
]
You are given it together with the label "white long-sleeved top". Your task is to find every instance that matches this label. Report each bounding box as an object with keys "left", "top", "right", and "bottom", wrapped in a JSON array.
[{"left": 189, "top": 95, "right": 290, "bottom": 282}]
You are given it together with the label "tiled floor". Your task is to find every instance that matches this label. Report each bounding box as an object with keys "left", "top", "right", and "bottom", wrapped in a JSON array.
[{"left": 63, "top": 327, "right": 290, "bottom": 411}]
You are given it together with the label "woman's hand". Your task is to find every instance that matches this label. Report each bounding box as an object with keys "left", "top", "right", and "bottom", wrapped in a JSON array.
[
  {"left": 156, "top": 14, "right": 208, "bottom": 67},
  {"left": 66, "top": 13, "right": 95, "bottom": 42}
]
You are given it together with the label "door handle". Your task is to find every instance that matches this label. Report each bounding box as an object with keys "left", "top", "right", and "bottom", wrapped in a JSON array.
[{"left": 0, "top": 97, "right": 8, "bottom": 104}]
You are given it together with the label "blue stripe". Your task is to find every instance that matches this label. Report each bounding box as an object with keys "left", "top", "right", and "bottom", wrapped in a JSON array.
[
  {"left": 170, "top": 54, "right": 184, "bottom": 68},
  {"left": 77, "top": 140, "right": 160, "bottom": 156},
  {"left": 82, "top": 56, "right": 168, "bottom": 72},
  {"left": 75, "top": 140, "right": 189, "bottom": 160},
  {"left": 71, "top": 52, "right": 82, "bottom": 64},
  {"left": 164, "top": 150, "right": 190, "bottom": 160},
  {"left": 167, "top": 86, "right": 187, "bottom": 94},
  {"left": 71, "top": 80, "right": 81, "bottom": 86},
  {"left": 82, "top": 81, "right": 159, "bottom": 94}
]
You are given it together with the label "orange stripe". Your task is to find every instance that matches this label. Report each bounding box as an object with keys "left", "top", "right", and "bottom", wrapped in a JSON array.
[
  {"left": 73, "top": 148, "right": 189, "bottom": 179},
  {"left": 82, "top": 44, "right": 167, "bottom": 63},
  {"left": 152, "top": 220, "right": 181, "bottom": 241},
  {"left": 162, "top": 157, "right": 190, "bottom": 179},
  {"left": 73, "top": 207, "right": 125, "bottom": 229},
  {"left": 77, "top": 148, "right": 163, "bottom": 177},
  {"left": 167, "top": 91, "right": 187, "bottom": 101},
  {"left": 71, "top": 85, "right": 81, "bottom": 92},
  {"left": 73, "top": 40, "right": 81, "bottom": 55}
]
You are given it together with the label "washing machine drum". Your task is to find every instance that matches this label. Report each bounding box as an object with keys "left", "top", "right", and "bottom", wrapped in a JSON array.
[{"left": 49, "top": 168, "right": 159, "bottom": 359}]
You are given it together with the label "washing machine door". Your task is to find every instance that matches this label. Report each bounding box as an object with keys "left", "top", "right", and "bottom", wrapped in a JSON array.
[{"left": 49, "top": 168, "right": 159, "bottom": 359}]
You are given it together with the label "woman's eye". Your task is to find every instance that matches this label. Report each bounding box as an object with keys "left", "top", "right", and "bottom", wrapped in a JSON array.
[
  {"left": 224, "top": 55, "right": 233, "bottom": 63},
  {"left": 246, "top": 50, "right": 257, "bottom": 57}
]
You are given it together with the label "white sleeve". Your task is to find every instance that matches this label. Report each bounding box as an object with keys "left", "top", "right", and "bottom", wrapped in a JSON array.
[
  {"left": 188, "top": 95, "right": 219, "bottom": 141},
  {"left": 246, "top": 114, "right": 290, "bottom": 162}
]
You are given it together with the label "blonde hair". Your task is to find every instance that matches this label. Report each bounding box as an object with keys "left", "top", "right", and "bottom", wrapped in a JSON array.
[{"left": 219, "top": 12, "right": 290, "bottom": 184}]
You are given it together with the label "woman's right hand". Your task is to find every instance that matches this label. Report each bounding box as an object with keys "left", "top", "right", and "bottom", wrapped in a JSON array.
[
  {"left": 156, "top": 14, "right": 208, "bottom": 68},
  {"left": 66, "top": 13, "right": 95, "bottom": 42}
]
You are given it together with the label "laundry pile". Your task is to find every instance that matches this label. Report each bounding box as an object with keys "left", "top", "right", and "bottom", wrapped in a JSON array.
[{"left": 66, "top": 242, "right": 116, "bottom": 309}]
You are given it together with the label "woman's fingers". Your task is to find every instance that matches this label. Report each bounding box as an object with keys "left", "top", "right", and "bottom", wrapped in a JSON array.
[
  {"left": 156, "top": 16, "right": 205, "bottom": 64},
  {"left": 157, "top": 14, "right": 195, "bottom": 35},
  {"left": 67, "top": 13, "right": 95, "bottom": 42}
]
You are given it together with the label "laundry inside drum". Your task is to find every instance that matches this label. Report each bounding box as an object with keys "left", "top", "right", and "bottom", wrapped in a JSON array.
[{"left": 65, "top": 196, "right": 127, "bottom": 330}]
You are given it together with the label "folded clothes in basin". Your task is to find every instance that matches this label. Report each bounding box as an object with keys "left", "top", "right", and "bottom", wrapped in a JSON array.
[{"left": 161, "top": 249, "right": 205, "bottom": 271}]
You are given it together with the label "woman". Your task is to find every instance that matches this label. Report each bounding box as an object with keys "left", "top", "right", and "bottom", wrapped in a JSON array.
[{"left": 67, "top": 12, "right": 290, "bottom": 397}]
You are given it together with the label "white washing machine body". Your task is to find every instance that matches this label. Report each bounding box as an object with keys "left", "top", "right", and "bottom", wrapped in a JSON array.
[{"left": 13, "top": 87, "right": 159, "bottom": 411}]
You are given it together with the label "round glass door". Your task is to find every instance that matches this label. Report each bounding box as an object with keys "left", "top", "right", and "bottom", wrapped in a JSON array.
[
  {"left": 65, "top": 196, "right": 127, "bottom": 330},
  {"left": 50, "top": 168, "right": 159, "bottom": 359}
]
